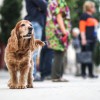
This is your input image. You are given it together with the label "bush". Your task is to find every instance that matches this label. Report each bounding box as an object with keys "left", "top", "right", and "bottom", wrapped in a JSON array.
[
  {"left": 66, "top": 0, "right": 100, "bottom": 27},
  {"left": 0, "top": 0, "right": 23, "bottom": 44}
]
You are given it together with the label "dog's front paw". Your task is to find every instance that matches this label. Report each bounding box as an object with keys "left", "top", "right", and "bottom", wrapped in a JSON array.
[
  {"left": 8, "top": 84, "right": 18, "bottom": 89},
  {"left": 27, "top": 84, "right": 33, "bottom": 88},
  {"left": 8, "top": 82, "right": 11, "bottom": 87},
  {"left": 18, "top": 84, "right": 26, "bottom": 89}
]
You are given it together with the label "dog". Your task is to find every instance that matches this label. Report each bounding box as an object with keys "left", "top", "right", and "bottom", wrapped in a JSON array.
[{"left": 4, "top": 20, "right": 45, "bottom": 89}]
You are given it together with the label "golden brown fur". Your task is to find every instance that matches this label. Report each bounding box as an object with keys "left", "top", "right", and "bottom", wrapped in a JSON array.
[{"left": 5, "top": 20, "right": 45, "bottom": 89}]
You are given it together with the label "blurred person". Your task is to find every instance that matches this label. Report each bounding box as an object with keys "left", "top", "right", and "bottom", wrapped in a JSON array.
[
  {"left": 39, "top": 0, "right": 54, "bottom": 81},
  {"left": 25, "top": 0, "right": 47, "bottom": 81},
  {"left": 95, "top": 23, "right": 100, "bottom": 41},
  {"left": 79, "top": 1, "right": 98, "bottom": 78},
  {"left": 40, "top": 45, "right": 54, "bottom": 80},
  {"left": 72, "top": 28, "right": 81, "bottom": 76},
  {"left": 93, "top": 24, "right": 100, "bottom": 68},
  {"left": 46, "top": 0, "right": 71, "bottom": 82}
]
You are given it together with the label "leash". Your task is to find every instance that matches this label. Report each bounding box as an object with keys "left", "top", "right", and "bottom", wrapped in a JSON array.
[{"left": 43, "top": 41, "right": 48, "bottom": 45}]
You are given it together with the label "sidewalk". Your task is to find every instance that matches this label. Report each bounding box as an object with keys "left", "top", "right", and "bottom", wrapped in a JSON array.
[{"left": 0, "top": 70, "right": 100, "bottom": 100}]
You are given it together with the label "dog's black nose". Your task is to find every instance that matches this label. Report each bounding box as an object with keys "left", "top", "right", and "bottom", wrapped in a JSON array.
[{"left": 28, "top": 27, "right": 32, "bottom": 31}]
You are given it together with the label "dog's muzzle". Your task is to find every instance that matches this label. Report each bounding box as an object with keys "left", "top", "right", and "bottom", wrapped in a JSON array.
[{"left": 23, "top": 28, "right": 33, "bottom": 39}]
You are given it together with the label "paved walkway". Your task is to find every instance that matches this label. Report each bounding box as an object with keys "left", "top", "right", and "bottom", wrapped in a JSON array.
[{"left": 0, "top": 70, "right": 100, "bottom": 100}]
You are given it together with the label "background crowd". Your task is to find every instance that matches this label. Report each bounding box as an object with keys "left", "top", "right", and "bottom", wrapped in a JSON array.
[{"left": 0, "top": 0, "right": 100, "bottom": 82}]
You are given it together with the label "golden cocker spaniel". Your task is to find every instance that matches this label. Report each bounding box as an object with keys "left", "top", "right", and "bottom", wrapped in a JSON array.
[{"left": 5, "top": 20, "right": 45, "bottom": 89}]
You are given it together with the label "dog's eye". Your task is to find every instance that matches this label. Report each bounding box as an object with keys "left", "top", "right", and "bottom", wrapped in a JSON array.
[
  {"left": 30, "top": 24, "right": 32, "bottom": 26},
  {"left": 21, "top": 24, "right": 25, "bottom": 27}
]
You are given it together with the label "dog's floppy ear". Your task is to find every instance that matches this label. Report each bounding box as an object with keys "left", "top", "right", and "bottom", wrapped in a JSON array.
[
  {"left": 7, "top": 29, "right": 18, "bottom": 52},
  {"left": 35, "top": 39, "right": 45, "bottom": 48},
  {"left": 30, "top": 35, "right": 35, "bottom": 51}
]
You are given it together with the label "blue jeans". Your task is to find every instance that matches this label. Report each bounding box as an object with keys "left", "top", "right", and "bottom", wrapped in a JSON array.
[{"left": 31, "top": 22, "right": 43, "bottom": 77}]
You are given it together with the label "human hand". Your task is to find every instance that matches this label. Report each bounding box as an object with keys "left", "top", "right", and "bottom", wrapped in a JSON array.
[
  {"left": 81, "top": 39, "right": 87, "bottom": 45},
  {"left": 62, "top": 30, "right": 69, "bottom": 36},
  {"left": 61, "top": 34, "right": 68, "bottom": 43}
]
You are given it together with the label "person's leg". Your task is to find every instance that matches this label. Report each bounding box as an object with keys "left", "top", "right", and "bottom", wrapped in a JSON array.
[
  {"left": 87, "top": 63, "right": 93, "bottom": 76},
  {"left": 75, "top": 50, "right": 81, "bottom": 76},
  {"left": 75, "top": 57, "right": 81, "bottom": 76},
  {"left": 63, "top": 50, "right": 67, "bottom": 73},
  {"left": 40, "top": 46, "right": 46, "bottom": 79},
  {"left": 44, "top": 48, "right": 54, "bottom": 76},
  {"left": 81, "top": 63, "right": 87, "bottom": 77},
  {"left": 87, "top": 43, "right": 98, "bottom": 78},
  {"left": 40, "top": 47, "right": 54, "bottom": 79},
  {"left": 51, "top": 51, "right": 64, "bottom": 79},
  {"left": 31, "top": 22, "right": 43, "bottom": 77},
  {"left": 32, "top": 22, "right": 43, "bottom": 40},
  {"left": 60, "top": 63, "right": 64, "bottom": 78},
  {"left": 81, "top": 45, "right": 87, "bottom": 78},
  {"left": 88, "top": 63, "right": 98, "bottom": 78},
  {"left": 32, "top": 51, "right": 37, "bottom": 77}
]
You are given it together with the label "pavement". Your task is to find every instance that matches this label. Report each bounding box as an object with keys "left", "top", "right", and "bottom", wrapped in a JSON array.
[{"left": 0, "top": 70, "right": 100, "bottom": 100}]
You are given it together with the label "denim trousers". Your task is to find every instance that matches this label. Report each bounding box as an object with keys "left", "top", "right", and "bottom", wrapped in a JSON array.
[{"left": 31, "top": 22, "right": 43, "bottom": 77}]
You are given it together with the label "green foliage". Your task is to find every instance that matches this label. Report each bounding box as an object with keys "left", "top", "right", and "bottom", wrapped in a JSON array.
[
  {"left": 67, "top": 0, "right": 100, "bottom": 66},
  {"left": 93, "top": 41, "right": 100, "bottom": 66},
  {"left": 66, "top": 0, "right": 85, "bottom": 27},
  {"left": 66, "top": 0, "right": 100, "bottom": 27},
  {"left": 0, "top": 0, "right": 23, "bottom": 44},
  {"left": 91, "top": 0, "right": 100, "bottom": 21},
  {"left": 67, "top": 0, "right": 78, "bottom": 27}
]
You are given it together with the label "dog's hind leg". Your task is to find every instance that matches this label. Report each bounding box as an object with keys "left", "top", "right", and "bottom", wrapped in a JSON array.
[{"left": 27, "top": 67, "right": 33, "bottom": 88}]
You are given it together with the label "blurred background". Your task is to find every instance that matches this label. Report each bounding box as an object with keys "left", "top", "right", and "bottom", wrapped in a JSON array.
[
  {"left": 0, "top": 0, "right": 100, "bottom": 74},
  {"left": 0, "top": 1, "right": 100, "bottom": 100}
]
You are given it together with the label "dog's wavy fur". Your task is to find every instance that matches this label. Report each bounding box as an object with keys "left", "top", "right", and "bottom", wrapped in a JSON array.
[{"left": 5, "top": 20, "right": 45, "bottom": 89}]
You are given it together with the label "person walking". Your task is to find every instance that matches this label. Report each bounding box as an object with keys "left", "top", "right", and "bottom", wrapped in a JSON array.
[
  {"left": 25, "top": 0, "right": 47, "bottom": 81},
  {"left": 79, "top": 1, "right": 98, "bottom": 78},
  {"left": 46, "top": 0, "right": 71, "bottom": 82}
]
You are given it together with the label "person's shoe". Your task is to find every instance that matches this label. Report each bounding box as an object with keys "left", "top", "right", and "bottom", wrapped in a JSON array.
[
  {"left": 45, "top": 76, "right": 51, "bottom": 80},
  {"left": 75, "top": 74, "right": 81, "bottom": 77},
  {"left": 34, "top": 76, "right": 43, "bottom": 82},
  {"left": 34, "top": 78, "right": 43, "bottom": 82},
  {"left": 89, "top": 75, "right": 98, "bottom": 78},
  {"left": 82, "top": 75, "right": 87, "bottom": 79},
  {"left": 52, "top": 78, "right": 69, "bottom": 82},
  {"left": 40, "top": 76, "right": 45, "bottom": 81}
]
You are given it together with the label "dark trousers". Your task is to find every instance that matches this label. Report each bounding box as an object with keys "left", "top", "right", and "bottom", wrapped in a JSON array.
[
  {"left": 40, "top": 46, "right": 54, "bottom": 78},
  {"left": 52, "top": 51, "right": 65, "bottom": 79},
  {"left": 81, "top": 42, "right": 95, "bottom": 76}
]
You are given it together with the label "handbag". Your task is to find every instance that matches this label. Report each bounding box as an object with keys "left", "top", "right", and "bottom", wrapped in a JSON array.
[
  {"left": 76, "top": 51, "right": 92, "bottom": 63},
  {"left": 76, "top": 43, "right": 93, "bottom": 63}
]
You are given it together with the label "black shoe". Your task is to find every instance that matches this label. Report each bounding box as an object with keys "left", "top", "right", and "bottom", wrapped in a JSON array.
[
  {"left": 41, "top": 77, "right": 45, "bottom": 81},
  {"left": 89, "top": 75, "right": 98, "bottom": 78},
  {"left": 34, "top": 78, "right": 43, "bottom": 82},
  {"left": 45, "top": 76, "right": 51, "bottom": 80},
  {"left": 75, "top": 74, "right": 81, "bottom": 77},
  {"left": 34, "top": 76, "right": 44, "bottom": 82},
  {"left": 82, "top": 75, "right": 87, "bottom": 79}
]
